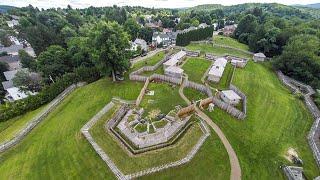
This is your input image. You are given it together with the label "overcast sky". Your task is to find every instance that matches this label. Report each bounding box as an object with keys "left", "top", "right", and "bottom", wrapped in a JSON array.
[{"left": 0, "top": 0, "right": 319, "bottom": 9}]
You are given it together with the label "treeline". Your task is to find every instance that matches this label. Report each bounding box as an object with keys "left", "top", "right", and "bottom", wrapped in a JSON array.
[{"left": 176, "top": 26, "right": 214, "bottom": 46}]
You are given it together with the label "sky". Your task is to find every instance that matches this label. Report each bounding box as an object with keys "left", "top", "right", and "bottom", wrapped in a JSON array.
[{"left": 0, "top": 0, "right": 319, "bottom": 9}]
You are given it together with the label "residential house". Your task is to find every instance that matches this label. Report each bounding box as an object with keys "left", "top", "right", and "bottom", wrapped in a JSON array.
[
  {"left": 6, "top": 19, "right": 19, "bottom": 28},
  {"left": 0, "top": 55, "right": 21, "bottom": 70},
  {"left": 207, "top": 57, "right": 228, "bottom": 82},
  {"left": 0, "top": 36, "right": 36, "bottom": 57},
  {"left": 253, "top": 53, "right": 266, "bottom": 62},
  {"left": 198, "top": 23, "right": 209, "bottom": 29},
  {"left": 223, "top": 24, "right": 237, "bottom": 36},
  {"left": 134, "top": 38, "right": 148, "bottom": 52},
  {"left": 164, "top": 66, "right": 184, "bottom": 78},
  {"left": 152, "top": 32, "right": 170, "bottom": 47},
  {"left": 220, "top": 90, "right": 241, "bottom": 105},
  {"left": 1, "top": 69, "right": 26, "bottom": 101}
]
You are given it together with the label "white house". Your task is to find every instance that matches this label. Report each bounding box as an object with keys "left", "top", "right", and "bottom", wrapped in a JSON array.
[
  {"left": 134, "top": 38, "right": 148, "bottom": 52},
  {"left": 163, "top": 51, "right": 187, "bottom": 69},
  {"left": 207, "top": 57, "right": 228, "bottom": 82},
  {"left": 6, "top": 19, "right": 19, "bottom": 28},
  {"left": 1, "top": 69, "right": 35, "bottom": 101},
  {"left": 220, "top": 90, "right": 241, "bottom": 105},
  {"left": 152, "top": 32, "right": 170, "bottom": 47},
  {"left": 164, "top": 66, "right": 184, "bottom": 78},
  {"left": 253, "top": 53, "right": 266, "bottom": 62},
  {"left": 198, "top": 23, "right": 209, "bottom": 29}
]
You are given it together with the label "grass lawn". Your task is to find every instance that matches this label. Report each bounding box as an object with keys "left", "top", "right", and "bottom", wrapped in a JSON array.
[
  {"left": 91, "top": 112, "right": 206, "bottom": 174},
  {"left": 182, "top": 57, "right": 212, "bottom": 83},
  {"left": 153, "top": 120, "right": 168, "bottom": 129},
  {"left": 140, "top": 83, "right": 187, "bottom": 116},
  {"left": 134, "top": 123, "right": 148, "bottom": 133},
  {"left": 0, "top": 77, "right": 230, "bottom": 179},
  {"left": 186, "top": 43, "right": 251, "bottom": 58},
  {"left": 132, "top": 51, "right": 165, "bottom": 71},
  {"left": 183, "top": 88, "right": 208, "bottom": 102},
  {"left": 205, "top": 61, "right": 319, "bottom": 179},
  {"left": 0, "top": 78, "right": 143, "bottom": 179},
  {"left": 213, "top": 35, "right": 250, "bottom": 51},
  {"left": 0, "top": 105, "right": 47, "bottom": 143},
  {"left": 140, "top": 130, "right": 231, "bottom": 180},
  {"left": 208, "top": 63, "right": 235, "bottom": 90}
]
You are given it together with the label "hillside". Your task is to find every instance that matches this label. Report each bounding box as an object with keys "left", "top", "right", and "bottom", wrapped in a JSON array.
[
  {"left": 295, "top": 3, "right": 320, "bottom": 9},
  {"left": 0, "top": 5, "right": 15, "bottom": 13}
]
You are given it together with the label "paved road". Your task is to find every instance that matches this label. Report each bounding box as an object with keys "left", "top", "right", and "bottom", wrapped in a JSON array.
[
  {"left": 130, "top": 48, "right": 165, "bottom": 65},
  {"left": 179, "top": 79, "right": 242, "bottom": 180}
]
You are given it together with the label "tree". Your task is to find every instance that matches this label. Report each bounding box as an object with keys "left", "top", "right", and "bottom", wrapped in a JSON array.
[
  {"left": 36, "top": 45, "right": 71, "bottom": 80},
  {"left": 124, "top": 18, "right": 141, "bottom": 40},
  {"left": 67, "top": 37, "right": 94, "bottom": 68},
  {"left": 88, "top": 21, "right": 130, "bottom": 81},
  {"left": 12, "top": 69, "right": 42, "bottom": 92},
  {"left": 139, "top": 27, "right": 153, "bottom": 43},
  {"left": 273, "top": 35, "right": 320, "bottom": 88},
  {"left": 19, "top": 49, "right": 36, "bottom": 70},
  {"left": 235, "top": 14, "right": 258, "bottom": 39}
]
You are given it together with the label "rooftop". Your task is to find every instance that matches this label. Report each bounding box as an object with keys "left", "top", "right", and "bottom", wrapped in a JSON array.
[
  {"left": 214, "top": 57, "right": 228, "bottom": 67},
  {"left": 208, "top": 65, "right": 225, "bottom": 77},
  {"left": 165, "top": 66, "right": 184, "bottom": 74},
  {"left": 254, "top": 52, "right": 266, "bottom": 58},
  {"left": 2, "top": 80, "right": 13, "bottom": 90},
  {"left": 221, "top": 90, "right": 241, "bottom": 100}
]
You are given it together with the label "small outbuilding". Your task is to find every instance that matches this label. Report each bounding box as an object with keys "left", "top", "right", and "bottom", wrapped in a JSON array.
[
  {"left": 163, "top": 51, "right": 186, "bottom": 69},
  {"left": 253, "top": 53, "right": 266, "bottom": 62},
  {"left": 164, "top": 66, "right": 184, "bottom": 78},
  {"left": 220, "top": 90, "right": 241, "bottom": 105},
  {"left": 208, "top": 65, "right": 224, "bottom": 82}
]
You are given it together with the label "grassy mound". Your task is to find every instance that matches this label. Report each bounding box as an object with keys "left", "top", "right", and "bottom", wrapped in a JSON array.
[{"left": 213, "top": 35, "right": 250, "bottom": 51}]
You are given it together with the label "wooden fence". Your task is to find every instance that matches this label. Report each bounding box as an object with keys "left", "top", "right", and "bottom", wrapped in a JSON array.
[{"left": 136, "top": 78, "right": 150, "bottom": 106}]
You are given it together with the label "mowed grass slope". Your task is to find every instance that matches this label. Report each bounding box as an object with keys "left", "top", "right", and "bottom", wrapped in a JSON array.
[
  {"left": 0, "top": 77, "right": 231, "bottom": 179},
  {"left": 213, "top": 35, "right": 250, "bottom": 51},
  {"left": 0, "top": 79, "right": 143, "bottom": 179},
  {"left": 182, "top": 57, "right": 212, "bottom": 83},
  {"left": 206, "top": 61, "right": 319, "bottom": 179},
  {"left": 0, "top": 105, "right": 47, "bottom": 143}
]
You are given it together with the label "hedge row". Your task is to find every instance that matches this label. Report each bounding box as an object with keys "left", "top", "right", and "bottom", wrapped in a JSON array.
[
  {"left": 176, "top": 26, "right": 214, "bottom": 46},
  {"left": 0, "top": 66, "right": 101, "bottom": 121}
]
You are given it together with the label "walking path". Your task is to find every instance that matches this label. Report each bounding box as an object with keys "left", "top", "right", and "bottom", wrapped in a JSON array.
[{"left": 179, "top": 77, "right": 242, "bottom": 180}]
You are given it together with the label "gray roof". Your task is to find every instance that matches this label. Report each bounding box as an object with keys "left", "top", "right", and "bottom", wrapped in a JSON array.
[
  {"left": 2, "top": 80, "right": 13, "bottom": 90},
  {"left": 3, "top": 68, "right": 27, "bottom": 81},
  {"left": 152, "top": 32, "right": 169, "bottom": 39},
  {"left": 0, "top": 45, "right": 23, "bottom": 54},
  {"left": 221, "top": 90, "right": 241, "bottom": 100},
  {"left": 0, "top": 55, "right": 20, "bottom": 63},
  {"left": 254, "top": 53, "right": 266, "bottom": 58}
]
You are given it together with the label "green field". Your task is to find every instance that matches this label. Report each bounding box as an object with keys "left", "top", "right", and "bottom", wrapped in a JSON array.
[
  {"left": 206, "top": 61, "right": 319, "bottom": 179},
  {"left": 213, "top": 35, "right": 250, "bottom": 51},
  {"left": 0, "top": 78, "right": 230, "bottom": 179},
  {"left": 1, "top": 37, "right": 319, "bottom": 179},
  {"left": 186, "top": 43, "right": 251, "bottom": 58},
  {"left": 0, "top": 105, "right": 47, "bottom": 143},
  {"left": 140, "top": 83, "right": 187, "bottom": 116},
  {"left": 182, "top": 57, "right": 212, "bottom": 83},
  {"left": 132, "top": 51, "right": 165, "bottom": 71}
]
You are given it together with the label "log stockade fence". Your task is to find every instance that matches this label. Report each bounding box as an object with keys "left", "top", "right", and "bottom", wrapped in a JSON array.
[
  {"left": 0, "top": 82, "right": 86, "bottom": 153},
  {"left": 130, "top": 53, "right": 247, "bottom": 120},
  {"left": 277, "top": 71, "right": 320, "bottom": 167}
]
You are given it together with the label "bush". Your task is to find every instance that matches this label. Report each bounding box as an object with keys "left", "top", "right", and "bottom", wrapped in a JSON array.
[
  {"left": 176, "top": 26, "right": 215, "bottom": 46},
  {"left": 0, "top": 67, "right": 101, "bottom": 121}
]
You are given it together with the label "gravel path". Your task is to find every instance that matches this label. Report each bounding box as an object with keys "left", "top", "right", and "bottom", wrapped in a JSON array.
[{"left": 179, "top": 78, "right": 242, "bottom": 180}]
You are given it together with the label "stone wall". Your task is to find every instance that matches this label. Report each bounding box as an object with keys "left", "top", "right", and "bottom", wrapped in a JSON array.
[
  {"left": 0, "top": 83, "right": 85, "bottom": 153},
  {"left": 277, "top": 71, "right": 320, "bottom": 167}
]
